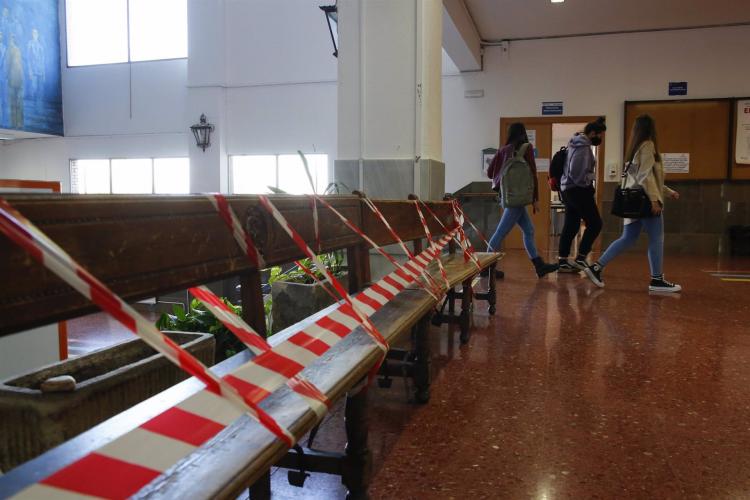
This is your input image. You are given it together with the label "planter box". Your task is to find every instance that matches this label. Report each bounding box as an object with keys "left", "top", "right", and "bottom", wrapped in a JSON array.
[
  {"left": 0, "top": 331, "right": 214, "bottom": 472},
  {"left": 271, "top": 274, "right": 348, "bottom": 334}
]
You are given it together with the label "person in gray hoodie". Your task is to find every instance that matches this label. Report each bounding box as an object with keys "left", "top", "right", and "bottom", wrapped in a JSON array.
[{"left": 557, "top": 117, "right": 606, "bottom": 272}]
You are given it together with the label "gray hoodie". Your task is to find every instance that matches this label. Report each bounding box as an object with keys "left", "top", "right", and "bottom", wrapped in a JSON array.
[{"left": 561, "top": 134, "right": 596, "bottom": 190}]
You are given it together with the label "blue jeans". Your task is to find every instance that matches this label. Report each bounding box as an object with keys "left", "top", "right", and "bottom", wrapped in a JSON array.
[
  {"left": 487, "top": 206, "right": 539, "bottom": 259},
  {"left": 599, "top": 216, "right": 664, "bottom": 276}
]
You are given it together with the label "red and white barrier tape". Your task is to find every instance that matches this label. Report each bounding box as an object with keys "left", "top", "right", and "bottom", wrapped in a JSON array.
[
  {"left": 189, "top": 286, "right": 331, "bottom": 417},
  {"left": 452, "top": 199, "right": 492, "bottom": 249},
  {"left": 11, "top": 229, "right": 456, "bottom": 500},
  {"left": 258, "top": 195, "right": 389, "bottom": 353},
  {"left": 418, "top": 198, "right": 481, "bottom": 272},
  {"left": 6, "top": 195, "right": 458, "bottom": 500},
  {"left": 312, "top": 195, "right": 439, "bottom": 301},
  {"left": 0, "top": 198, "right": 294, "bottom": 447},
  {"left": 361, "top": 196, "right": 442, "bottom": 296},
  {"left": 412, "top": 201, "right": 451, "bottom": 291},
  {"left": 207, "top": 194, "right": 266, "bottom": 268}
]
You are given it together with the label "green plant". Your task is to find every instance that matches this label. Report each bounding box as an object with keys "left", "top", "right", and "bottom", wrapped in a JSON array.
[
  {"left": 267, "top": 252, "right": 346, "bottom": 286},
  {"left": 156, "top": 299, "right": 245, "bottom": 362}
]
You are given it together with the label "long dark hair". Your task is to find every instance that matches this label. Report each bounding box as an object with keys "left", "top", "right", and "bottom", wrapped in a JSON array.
[
  {"left": 626, "top": 114, "right": 661, "bottom": 162},
  {"left": 505, "top": 122, "right": 528, "bottom": 149}
]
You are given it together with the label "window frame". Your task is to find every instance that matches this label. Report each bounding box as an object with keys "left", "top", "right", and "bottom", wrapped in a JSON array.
[
  {"left": 229, "top": 153, "right": 329, "bottom": 195},
  {"left": 70, "top": 157, "right": 190, "bottom": 194},
  {"left": 64, "top": 0, "right": 188, "bottom": 68}
]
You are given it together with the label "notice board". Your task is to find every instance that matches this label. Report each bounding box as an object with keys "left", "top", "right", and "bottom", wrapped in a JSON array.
[
  {"left": 732, "top": 98, "right": 750, "bottom": 180},
  {"left": 624, "top": 100, "right": 731, "bottom": 180}
]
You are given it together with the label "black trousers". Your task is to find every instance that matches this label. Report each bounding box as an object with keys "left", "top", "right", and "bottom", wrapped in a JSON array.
[{"left": 558, "top": 186, "right": 602, "bottom": 258}]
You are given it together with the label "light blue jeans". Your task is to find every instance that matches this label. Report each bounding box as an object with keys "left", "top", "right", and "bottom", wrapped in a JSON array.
[
  {"left": 599, "top": 215, "right": 664, "bottom": 277},
  {"left": 487, "top": 206, "right": 539, "bottom": 259}
]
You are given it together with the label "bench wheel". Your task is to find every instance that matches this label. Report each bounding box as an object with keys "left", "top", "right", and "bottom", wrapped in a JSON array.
[
  {"left": 288, "top": 470, "right": 310, "bottom": 487},
  {"left": 377, "top": 376, "right": 393, "bottom": 389},
  {"left": 414, "top": 388, "right": 430, "bottom": 404}
]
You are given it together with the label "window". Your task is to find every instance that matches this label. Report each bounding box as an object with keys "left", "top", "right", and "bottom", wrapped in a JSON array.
[
  {"left": 230, "top": 154, "right": 329, "bottom": 195},
  {"left": 66, "top": 0, "right": 187, "bottom": 66},
  {"left": 71, "top": 158, "right": 190, "bottom": 194}
]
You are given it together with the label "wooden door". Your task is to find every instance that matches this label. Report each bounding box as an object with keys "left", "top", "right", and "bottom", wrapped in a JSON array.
[{"left": 499, "top": 116, "right": 606, "bottom": 254}]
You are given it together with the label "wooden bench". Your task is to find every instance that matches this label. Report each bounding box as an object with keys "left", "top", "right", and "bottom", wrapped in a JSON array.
[{"left": 0, "top": 194, "right": 501, "bottom": 499}]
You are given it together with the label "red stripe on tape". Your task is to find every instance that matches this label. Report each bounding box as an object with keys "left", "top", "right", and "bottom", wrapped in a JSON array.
[
  {"left": 369, "top": 283, "right": 395, "bottom": 301},
  {"left": 164, "top": 336, "right": 221, "bottom": 395},
  {"left": 288, "top": 332, "right": 331, "bottom": 356},
  {"left": 0, "top": 210, "right": 44, "bottom": 262},
  {"left": 287, "top": 376, "right": 331, "bottom": 409},
  {"left": 253, "top": 350, "right": 305, "bottom": 379},
  {"left": 223, "top": 374, "right": 271, "bottom": 405},
  {"left": 383, "top": 275, "right": 405, "bottom": 291},
  {"left": 140, "top": 406, "right": 226, "bottom": 447},
  {"left": 396, "top": 268, "right": 415, "bottom": 283},
  {"left": 76, "top": 270, "right": 137, "bottom": 334},
  {"left": 41, "top": 452, "right": 160, "bottom": 500},
  {"left": 357, "top": 292, "right": 383, "bottom": 312},
  {"left": 315, "top": 315, "right": 351, "bottom": 338}
]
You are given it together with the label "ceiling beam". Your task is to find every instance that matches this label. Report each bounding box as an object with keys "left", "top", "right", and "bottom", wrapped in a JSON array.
[{"left": 442, "top": 0, "right": 481, "bottom": 72}]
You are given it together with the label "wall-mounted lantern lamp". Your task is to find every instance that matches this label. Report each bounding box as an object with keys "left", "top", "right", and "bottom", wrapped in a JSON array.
[
  {"left": 190, "top": 114, "right": 214, "bottom": 152},
  {"left": 319, "top": 4, "right": 338, "bottom": 58}
]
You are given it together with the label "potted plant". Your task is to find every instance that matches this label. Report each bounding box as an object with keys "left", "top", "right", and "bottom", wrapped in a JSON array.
[
  {"left": 268, "top": 251, "right": 348, "bottom": 334},
  {"left": 156, "top": 298, "right": 244, "bottom": 363}
]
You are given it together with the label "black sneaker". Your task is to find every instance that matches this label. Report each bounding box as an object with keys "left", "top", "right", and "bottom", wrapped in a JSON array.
[
  {"left": 558, "top": 260, "right": 579, "bottom": 273},
  {"left": 649, "top": 278, "right": 681, "bottom": 293},
  {"left": 573, "top": 257, "right": 589, "bottom": 271},
  {"left": 584, "top": 262, "right": 605, "bottom": 288}
]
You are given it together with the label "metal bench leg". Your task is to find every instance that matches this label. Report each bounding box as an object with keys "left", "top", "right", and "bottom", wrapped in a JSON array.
[
  {"left": 488, "top": 264, "right": 497, "bottom": 315},
  {"left": 248, "top": 472, "right": 271, "bottom": 499},
  {"left": 342, "top": 383, "right": 372, "bottom": 500},
  {"left": 413, "top": 313, "right": 432, "bottom": 404},
  {"left": 459, "top": 278, "right": 473, "bottom": 344}
]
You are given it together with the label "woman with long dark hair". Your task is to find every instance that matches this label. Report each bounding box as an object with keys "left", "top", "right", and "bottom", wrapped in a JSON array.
[
  {"left": 486, "top": 122, "right": 558, "bottom": 278},
  {"left": 584, "top": 114, "right": 681, "bottom": 292}
]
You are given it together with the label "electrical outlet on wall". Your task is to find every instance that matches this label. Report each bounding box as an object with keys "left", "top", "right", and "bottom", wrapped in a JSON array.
[{"left": 607, "top": 162, "right": 619, "bottom": 181}]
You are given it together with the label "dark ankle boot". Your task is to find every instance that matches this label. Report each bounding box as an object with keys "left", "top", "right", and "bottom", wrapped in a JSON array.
[{"left": 531, "top": 257, "right": 559, "bottom": 278}]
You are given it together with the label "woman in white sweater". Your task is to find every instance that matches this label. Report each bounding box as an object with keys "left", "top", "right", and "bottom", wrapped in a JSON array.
[{"left": 584, "top": 114, "right": 681, "bottom": 292}]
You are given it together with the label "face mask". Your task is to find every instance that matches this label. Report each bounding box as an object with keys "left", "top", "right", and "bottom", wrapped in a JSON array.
[{"left": 591, "top": 136, "right": 602, "bottom": 146}]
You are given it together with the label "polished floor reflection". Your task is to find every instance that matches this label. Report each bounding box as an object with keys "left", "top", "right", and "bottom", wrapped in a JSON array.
[{"left": 271, "top": 250, "right": 750, "bottom": 499}]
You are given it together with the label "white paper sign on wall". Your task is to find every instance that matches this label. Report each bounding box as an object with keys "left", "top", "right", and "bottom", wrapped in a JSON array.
[
  {"left": 536, "top": 159, "right": 550, "bottom": 173},
  {"left": 736, "top": 100, "right": 750, "bottom": 165},
  {"left": 662, "top": 153, "right": 690, "bottom": 174}
]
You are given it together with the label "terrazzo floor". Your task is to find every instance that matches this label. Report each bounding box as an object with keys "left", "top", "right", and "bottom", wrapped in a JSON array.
[
  {"left": 269, "top": 249, "right": 750, "bottom": 499},
  {"left": 63, "top": 249, "right": 750, "bottom": 498}
]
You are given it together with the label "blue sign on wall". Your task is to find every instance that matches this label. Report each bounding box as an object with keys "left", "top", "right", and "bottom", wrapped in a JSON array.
[
  {"left": 542, "top": 101, "right": 563, "bottom": 116},
  {"left": 0, "top": 0, "right": 63, "bottom": 136},
  {"left": 669, "top": 81, "right": 688, "bottom": 96}
]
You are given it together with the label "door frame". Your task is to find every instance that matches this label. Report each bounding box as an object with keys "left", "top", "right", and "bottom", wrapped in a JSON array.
[{"left": 499, "top": 116, "right": 607, "bottom": 253}]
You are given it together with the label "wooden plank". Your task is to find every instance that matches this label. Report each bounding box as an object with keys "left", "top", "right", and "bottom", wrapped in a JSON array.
[
  {"left": 0, "top": 195, "right": 362, "bottom": 336},
  {"left": 360, "top": 200, "right": 456, "bottom": 246}
]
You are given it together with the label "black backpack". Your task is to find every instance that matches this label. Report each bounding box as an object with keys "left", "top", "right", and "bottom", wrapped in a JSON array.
[{"left": 548, "top": 146, "right": 567, "bottom": 192}]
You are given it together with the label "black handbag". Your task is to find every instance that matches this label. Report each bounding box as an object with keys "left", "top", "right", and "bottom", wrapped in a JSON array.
[{"left": 611, "top": 160, "right": 652, "bottom": 219}]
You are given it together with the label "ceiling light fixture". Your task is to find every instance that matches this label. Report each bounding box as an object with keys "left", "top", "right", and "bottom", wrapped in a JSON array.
[{"left": 551, "top": 0, "right": 564, "bottom": 3}]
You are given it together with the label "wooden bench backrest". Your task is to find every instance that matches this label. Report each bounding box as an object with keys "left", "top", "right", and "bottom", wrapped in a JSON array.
[{"left": 0, "top": 195, "right": 456, "bottom": 336}]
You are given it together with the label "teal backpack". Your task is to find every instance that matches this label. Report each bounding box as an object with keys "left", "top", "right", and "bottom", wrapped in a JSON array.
[{"left": 500, "top": 143, "right": 534, "bottom": 208}]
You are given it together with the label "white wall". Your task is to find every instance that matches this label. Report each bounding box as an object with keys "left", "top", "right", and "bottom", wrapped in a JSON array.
[
  {"left": 0, "top": 0, "right": 338, "bottom": 192},
  {"left": 223, "top": 0, "right": 337, "bottom": 160},
  {"left": 442, "top": 25, "right": 750, "bottom": 192}
]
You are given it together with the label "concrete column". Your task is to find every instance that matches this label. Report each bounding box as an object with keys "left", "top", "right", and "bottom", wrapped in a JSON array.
[
  {"left": 335, "top": 0, "right": 444, "bottom": 200},
  {"left": 187, "top": 0, "right": 228, "bottom": 193}
]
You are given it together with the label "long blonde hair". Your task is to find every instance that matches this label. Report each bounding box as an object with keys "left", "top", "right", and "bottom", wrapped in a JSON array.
[{"left": 625, "top": 114, "right": 661, "bottom": 163}]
